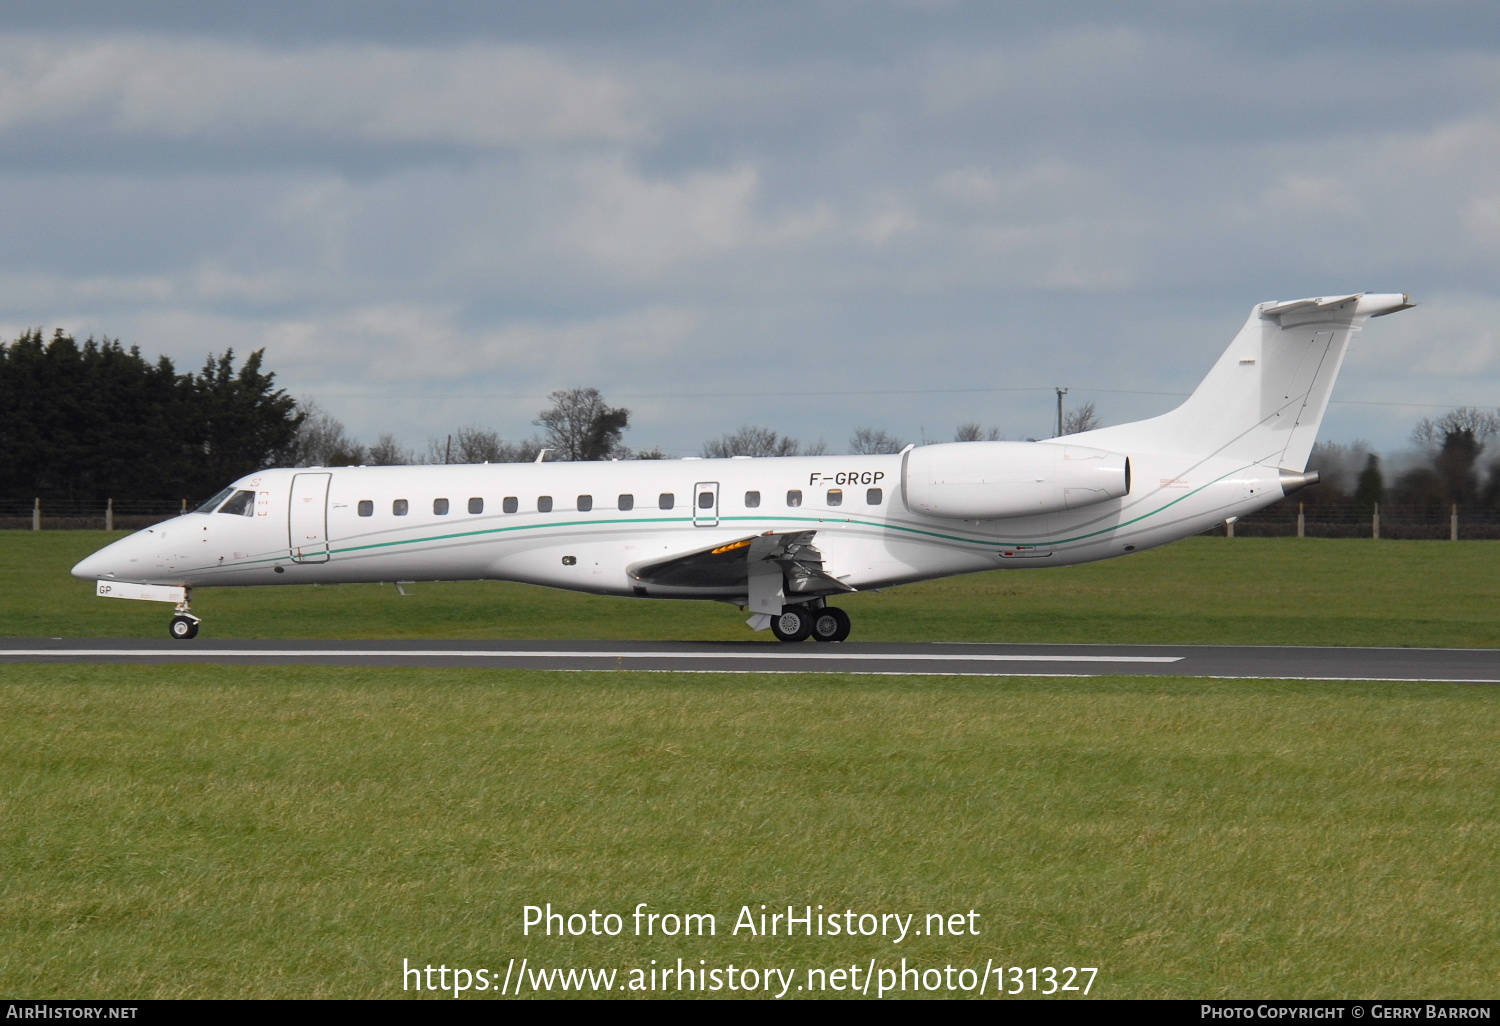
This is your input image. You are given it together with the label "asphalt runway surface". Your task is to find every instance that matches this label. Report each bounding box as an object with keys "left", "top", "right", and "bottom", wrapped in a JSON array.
[{"left": 2, "top": 638, "right": 1499, "bottom": 682}]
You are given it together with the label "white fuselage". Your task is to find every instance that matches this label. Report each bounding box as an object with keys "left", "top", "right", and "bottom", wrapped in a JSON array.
[{"left": 71, "top": 446, "right": 1286, "bottom": 602}]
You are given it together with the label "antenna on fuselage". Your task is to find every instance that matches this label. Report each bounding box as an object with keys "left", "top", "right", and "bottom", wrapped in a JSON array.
[
  {"left": 1055, "top": 387, "right": 1068, "bottom": 438},
  {"left": 535, "top": 448, "right": 553, "bottom": 463}
]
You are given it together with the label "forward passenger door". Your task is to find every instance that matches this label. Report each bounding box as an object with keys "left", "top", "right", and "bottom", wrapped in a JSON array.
[{"left": 288, "top": 472, "right": 332, "bottom": 563}]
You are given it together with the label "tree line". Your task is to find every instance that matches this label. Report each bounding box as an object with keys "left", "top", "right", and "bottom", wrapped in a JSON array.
[
  {"left": 1285, "top": 408, "right": 1500, "bottom": 518},
  {"left": 8, "top": 328, "right": 1498, "bottom": 517},
  {"left": 0, "top": 329, "right": 300, "bottom": 503}
]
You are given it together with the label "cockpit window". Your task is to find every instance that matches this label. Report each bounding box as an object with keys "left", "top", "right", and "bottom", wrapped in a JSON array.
[
  {"left": 217, "top": 489, "right": 256, "bottom": 517},
  {"left": 195, "top": 487, "right": 234, "bottom": 513}
]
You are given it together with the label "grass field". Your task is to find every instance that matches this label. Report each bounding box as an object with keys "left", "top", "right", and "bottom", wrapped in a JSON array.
[
  {"left": 1, "top": 667, "right": 1495, "bottom": 999},
  {"left": 7, "top": 530, "right": 1500, "bottom": 646},
  {"left": 2, "top": 532, "right": 1497, "bottom": 999}
]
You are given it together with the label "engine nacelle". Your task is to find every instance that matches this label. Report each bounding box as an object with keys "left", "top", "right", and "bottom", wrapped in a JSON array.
[{"left": 902, "top": 441, "right": 1131, "bottom": 520}]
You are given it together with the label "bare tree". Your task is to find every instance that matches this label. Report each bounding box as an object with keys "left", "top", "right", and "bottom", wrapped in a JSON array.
[
  {"left": 291, "top": 401, "right": 367, "bottom": 466},
  {"left": 702, "top": 425, "right": 806, "bottom": 458},
  {"left": 535, "top": 388, "right": 630, "bottom": 461},
  {"left": 1411, "top": 407, "right": 1500, "bottom": 449},
  {"left": 953, "top": 422, "right": 1002, "bottom": 442},
  {"left": 1061, "top": 400, "right": 1101, "bottom": 435},
  {"left": 367, "top": 432, "right": 411, "bottom": 466},
  {"left": 424, "top": 426, "right": 543, "bottom": 464},
  {"left": 850, "top": 427, "right": 906, "bottom": 454}
]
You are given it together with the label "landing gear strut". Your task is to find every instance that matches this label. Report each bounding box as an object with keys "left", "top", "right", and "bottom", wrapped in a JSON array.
[{"left": 169, "top": 593, "right": 200, "bottom": 640}]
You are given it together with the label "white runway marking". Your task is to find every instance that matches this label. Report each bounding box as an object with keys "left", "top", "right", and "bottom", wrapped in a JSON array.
[{"left": 0, "top": 648, "right": 1183, "bottom": 664}]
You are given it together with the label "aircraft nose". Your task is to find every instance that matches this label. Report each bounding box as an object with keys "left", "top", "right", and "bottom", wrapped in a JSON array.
[
  {"left": 72, "top": 549, "right": 114, "bottom": 581},
  {"left": 72, "top": 532, "right": 146, "bottom": 581}
]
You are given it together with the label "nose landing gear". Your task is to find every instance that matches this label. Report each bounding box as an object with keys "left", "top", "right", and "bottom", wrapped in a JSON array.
[{"left": 169, "top": 594, "right": 200, "bottom": 640}]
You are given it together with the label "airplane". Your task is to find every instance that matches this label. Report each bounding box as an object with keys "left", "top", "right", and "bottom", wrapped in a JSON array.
[{"left": 72, "top": 293, "right": 1414, "bottom": 642}]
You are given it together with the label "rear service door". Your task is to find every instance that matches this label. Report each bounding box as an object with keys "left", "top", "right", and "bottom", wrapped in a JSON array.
[
  {"left": 289, "top": 472, "right": 332, "bottom": 563},
  {"left": 693, "top": 481, "right": 720, "bottom": 527}
]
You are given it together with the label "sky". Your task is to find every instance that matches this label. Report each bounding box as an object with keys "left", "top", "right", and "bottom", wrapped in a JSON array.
[{"left": 4, "top": 0, "right": 1500, "bottom": 458}]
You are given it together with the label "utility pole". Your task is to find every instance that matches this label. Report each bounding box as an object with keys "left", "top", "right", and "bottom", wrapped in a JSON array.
[{"left": 1055, "top": 387, "right": 1068, "bottom": 437}]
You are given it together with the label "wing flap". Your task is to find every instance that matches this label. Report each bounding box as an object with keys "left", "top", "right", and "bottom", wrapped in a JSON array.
[
  {"left": 627, "top": 534, "right": 766, "bottom": 588},
  {"left": 627, "top": 529, "right": 855, "bottom": 594}
]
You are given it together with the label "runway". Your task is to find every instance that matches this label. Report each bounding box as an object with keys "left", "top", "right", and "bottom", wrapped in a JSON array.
[{"left": 2, "top": 638, "right": 1498, "bottom": 682}]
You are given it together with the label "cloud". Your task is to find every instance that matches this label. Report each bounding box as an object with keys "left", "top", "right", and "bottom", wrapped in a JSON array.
[
  {"left": 0, "top": 36, "right": 640, "bottom": 146},
  {"left": 559, "top": 159, "right": 832, "bottom": 278}
]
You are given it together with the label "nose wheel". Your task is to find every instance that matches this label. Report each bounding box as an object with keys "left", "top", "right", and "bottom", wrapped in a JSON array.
[{"left": 169, "top": 596, "right": 201, "bottom": 640}]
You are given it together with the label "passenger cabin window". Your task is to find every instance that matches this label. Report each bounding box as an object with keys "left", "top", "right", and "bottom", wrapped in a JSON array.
[
  {"left": 578, "top": 495, "right": 593, "bottom": 512},
  {"left": 503, "top": 496, "right": 518, "bottom": 514},
  {"left": 538, "top": 496, "right": 553, "bottom": 513},
  {"left": 618, "top": 493, "right": 634, "bottom": 511},
  {"left": 787, "top": 489, "right": 802, "bottom": 507},
  {"left": 827, "top": 488, "right": 843, "bottom": 507},
  {"left": 745, "top": 490, "right": 760, "bottom": 508},
  {"left": 433, "top": 498, "right": 449, "bottom": 515},
  {"left": 393, "top": 499, "right": 409, "bottom": 516},
  {"left": 867, "top": 487, "right": 883, "bottom": 505},
  {"left": 196, "top": 487, "right": 234, "bottom": 513},
  {"left": 698, "top": 491, "right": 714, "bottom": 509},
  {"left": 357, "top": 500, "right": 373, "bottom": 517},
  {"left": 659, "top": 493, "right": 675, "bottom": 510},
  {"left": 218, "top": 489, "right": 256, "bottom": 517},
  {"left": 469, "top": 497, "right": 485, "bottom": 514}
]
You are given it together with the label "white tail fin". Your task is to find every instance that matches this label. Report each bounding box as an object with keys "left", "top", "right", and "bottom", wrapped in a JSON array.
[{"left": 1083, "top": 293, "right": 1414, "bottom": 470}]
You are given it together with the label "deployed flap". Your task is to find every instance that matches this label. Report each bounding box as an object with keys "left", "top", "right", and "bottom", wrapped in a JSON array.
[
  {"left": 627, "top": 529, "right": 855, "bottom": 595},
  {"left": 628, "top": 534, "right": 764, "bottom": 588}
]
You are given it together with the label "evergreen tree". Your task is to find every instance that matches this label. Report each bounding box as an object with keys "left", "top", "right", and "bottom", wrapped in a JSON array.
[
  {"left": 0, "top": 330, "right": 302, "bottom": 502},
  {"left": 1353, "top": 453, "right": 1384, "bottom": 511}
]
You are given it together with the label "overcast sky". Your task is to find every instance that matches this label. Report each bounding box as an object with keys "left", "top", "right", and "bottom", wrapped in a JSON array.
[{"left": 4, "top": 0, "right": 1500, "bottom": 457}]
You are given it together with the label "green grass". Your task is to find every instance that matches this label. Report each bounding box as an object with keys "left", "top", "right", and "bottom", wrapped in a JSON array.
[
  {"left": 1, "top": 666, "right": 1495, "bottom": 999},
  {"left": 7, "top": 530, "right": 1500, "bottom": 646},
  {"left": 5, "top": 534, "right": 1497, "bottom": 999}
]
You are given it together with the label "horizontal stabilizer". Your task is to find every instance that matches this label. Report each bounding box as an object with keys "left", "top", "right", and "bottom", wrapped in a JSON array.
[{"left": 1259, "top": 293, "right": 1414, "bottom": 326}]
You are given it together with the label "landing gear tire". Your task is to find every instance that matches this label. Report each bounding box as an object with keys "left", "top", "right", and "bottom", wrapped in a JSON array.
[
  {"left": 169, "top": 615, "right": 200, "bottom": 641},
  {"left": 770, "top": 606, "right": 813, "bottom": 643},
  {"left": 810, "top": 606, "right": 851, "bottom": 643}
]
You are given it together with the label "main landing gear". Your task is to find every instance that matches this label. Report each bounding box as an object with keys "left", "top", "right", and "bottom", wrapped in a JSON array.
[{"left": 770, "top": 604, "right": 851, "bottom": 643}]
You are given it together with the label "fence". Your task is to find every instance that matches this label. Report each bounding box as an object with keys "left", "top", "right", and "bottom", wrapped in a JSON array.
[
  {"left": 0, "top": 498, "right": 191, "bottom": 531},
  {"left": 1215, "top": 503, "right": 1500, "bottom": 540}
]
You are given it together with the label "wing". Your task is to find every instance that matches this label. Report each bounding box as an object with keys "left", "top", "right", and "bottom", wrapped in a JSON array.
[{"left": 626, "top": 530, "right": 855, "bottom": 594}]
